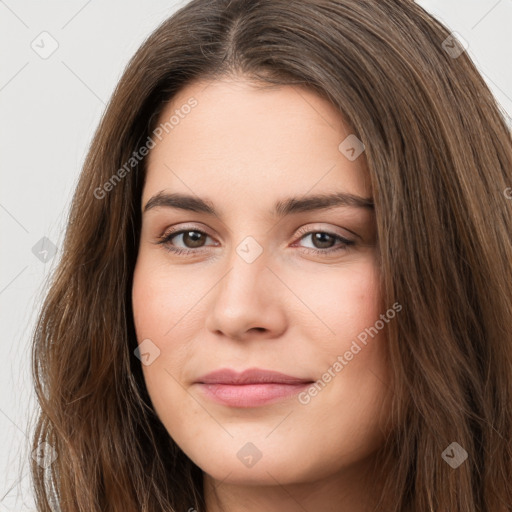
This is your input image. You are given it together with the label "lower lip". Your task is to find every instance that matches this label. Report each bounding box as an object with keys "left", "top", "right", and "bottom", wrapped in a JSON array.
[{"left": 196, "top": 382, "right": 312, "bottom": 407}]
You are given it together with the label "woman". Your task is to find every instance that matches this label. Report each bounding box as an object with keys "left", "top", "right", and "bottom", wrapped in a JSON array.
[{"left": 30, "top": 0, "right": 512, "bottom": 511}]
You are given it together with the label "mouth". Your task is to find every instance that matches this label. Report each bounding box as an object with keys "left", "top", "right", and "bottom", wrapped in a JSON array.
[{"left": 195, "top": 367, "right": 315, "bottom": 408}]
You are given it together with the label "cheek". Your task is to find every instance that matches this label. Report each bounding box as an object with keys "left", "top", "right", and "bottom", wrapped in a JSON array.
[
  {"left": 131, "top": 257, "right": 185, "bottom": 357},
  {"left": 131, "top": 254, "right": 196, "bottom": 339},
  {"left": 131, "top": 252, "right": 216, "bottom": 393},
  {"left": 131, "top": 257, "right": 194, "bottom": 417},
  {"left": 291, "top": 257, "right": 391, "bottom": 423},
  {"left": 336, "top": 261, "right": 381, "bottom": 338},
  {"left": 291, "top": 256, "right": 381, "bottom": 343},
  {"left": 324, "top": 259, "right": 388, "bottom": 380}
]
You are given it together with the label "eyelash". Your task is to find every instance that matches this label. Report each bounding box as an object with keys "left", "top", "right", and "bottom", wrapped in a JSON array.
[{"left": 155, "top": 225, "right": 355, "bottom": 256}]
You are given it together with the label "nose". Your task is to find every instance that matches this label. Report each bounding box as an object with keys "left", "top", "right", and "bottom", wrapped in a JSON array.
[{"left": 204, "top": 247, "right": 287, "bottom": 342}]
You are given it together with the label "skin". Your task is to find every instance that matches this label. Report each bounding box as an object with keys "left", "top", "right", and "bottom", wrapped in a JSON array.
[{"left": 132, "top": 77, "right": 394, "bottom": 512}]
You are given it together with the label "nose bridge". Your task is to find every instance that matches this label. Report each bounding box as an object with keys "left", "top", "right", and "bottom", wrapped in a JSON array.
[
  {"left": 220, "top": 233, "right": 270, "bottom": 302},
  {"left": 204, "top": 233, "right": 285, "bottom": 338}
]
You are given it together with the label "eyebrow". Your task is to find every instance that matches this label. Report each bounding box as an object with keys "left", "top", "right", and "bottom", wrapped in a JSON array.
[{"left": 143, "top": 191, "right": 374, "bottom": 217}]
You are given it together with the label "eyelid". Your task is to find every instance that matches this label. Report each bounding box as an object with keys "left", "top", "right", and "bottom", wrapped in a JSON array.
[
  {"left": 159, "top": 223, "right": 214, "bottom": 238},
  {"left": 154, "top": 222, "right": 359, "bottom": 259},
  {"left": 293, "top": 223, "right": 357, "bottom": 241},
  {"left": 156, "top": 222, "right": 355, "bottom": 245}
]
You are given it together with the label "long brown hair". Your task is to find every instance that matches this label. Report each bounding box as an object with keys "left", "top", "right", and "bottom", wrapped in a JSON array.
[{"left": 30, "top": 0, "right": 512, "bottom": 510}]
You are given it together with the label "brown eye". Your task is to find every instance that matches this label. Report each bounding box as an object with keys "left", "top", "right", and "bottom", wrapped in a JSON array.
[
  {"left": 156, "top": 228, "right": 216, "bottom": 255},
  {"left": 308, "top": 232, "right": 337, "bottom": 249},
  {"left": 172, "top": 230, "right": 208, "bottom": 248},
  {"left": 293, "top": 229, "right": 355, "bottom": 255}
]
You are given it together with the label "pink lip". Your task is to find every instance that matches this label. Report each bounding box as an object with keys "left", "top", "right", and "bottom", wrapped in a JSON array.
[{"left": 195, "top": 368, "right": 314, "bottom": 408}]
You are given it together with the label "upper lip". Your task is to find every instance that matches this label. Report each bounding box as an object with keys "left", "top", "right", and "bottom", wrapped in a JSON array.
[{"left": 196, "top": 367, "right": 314, "bottom": 385}]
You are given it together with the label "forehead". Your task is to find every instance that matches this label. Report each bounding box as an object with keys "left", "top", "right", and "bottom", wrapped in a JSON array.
[{"left": 143, "top": 78, "right": 371, "bottom": 209}]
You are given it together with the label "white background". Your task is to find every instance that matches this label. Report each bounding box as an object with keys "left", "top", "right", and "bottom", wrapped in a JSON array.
[{"left": 1, "top": 0, "right": 511, "bottom": 509}]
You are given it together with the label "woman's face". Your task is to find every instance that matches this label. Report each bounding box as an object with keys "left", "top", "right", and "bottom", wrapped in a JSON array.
[{"left": 132, "top": 78, "right": 393, "bottom": 491}]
